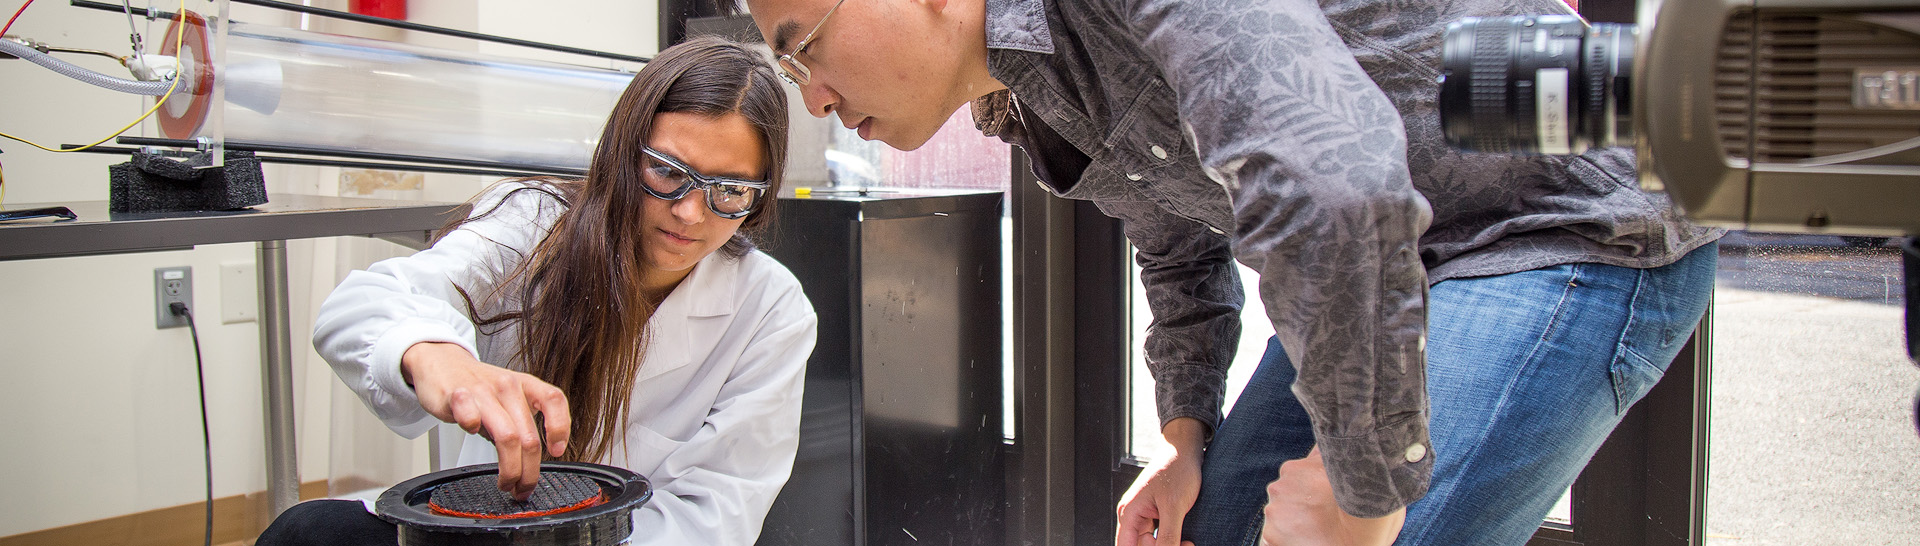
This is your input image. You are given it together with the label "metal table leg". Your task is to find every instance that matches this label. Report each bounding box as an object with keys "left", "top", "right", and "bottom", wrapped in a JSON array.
[{"left": 259, "top": 240, "right": 299, "bottom": 518}]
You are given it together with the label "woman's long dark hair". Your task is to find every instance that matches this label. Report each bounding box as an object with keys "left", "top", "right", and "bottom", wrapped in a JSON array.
[{"left": 444, "top": 36, "right": 789, "bottom": 462}]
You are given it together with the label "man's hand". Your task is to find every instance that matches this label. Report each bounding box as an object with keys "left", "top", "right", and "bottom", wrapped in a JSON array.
[
  {"left": 402, "top": 342, "right": 572, "bottom": 501},
  {"left": 1116, "top": 417, "right": 1207, "bottom": 546},
  {"left": 1259, "top": 447, "right": 1405, "bottom": 546}
]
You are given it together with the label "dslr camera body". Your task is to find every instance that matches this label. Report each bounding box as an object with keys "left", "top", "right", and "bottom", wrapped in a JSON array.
[{"left": 1440, "top": 0, "right": 1920, "bottom": 237}]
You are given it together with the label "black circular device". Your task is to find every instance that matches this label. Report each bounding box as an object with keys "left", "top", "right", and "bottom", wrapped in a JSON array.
[
  {"left": 1439, "top": 15, "right": 1637, "bottom": 155},
  {"left": 376, "top": 462, "right": 651, "bottom": 546}
]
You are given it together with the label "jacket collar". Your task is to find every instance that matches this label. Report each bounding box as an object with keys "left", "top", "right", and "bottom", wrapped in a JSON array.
[
  {"left": 984, "top": 0, "right": 1054, "bottom": 54},
  {"left": 636, "top": 250, "right": 745, "bottom": 383},
  {"left": 656, "top": 250, "right": 743, "bottom": 319}
]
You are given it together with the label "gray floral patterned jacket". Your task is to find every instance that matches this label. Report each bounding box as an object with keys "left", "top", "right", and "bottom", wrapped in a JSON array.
[{"left": 975, "top": 0, "right": 1718, "bottom": 516}]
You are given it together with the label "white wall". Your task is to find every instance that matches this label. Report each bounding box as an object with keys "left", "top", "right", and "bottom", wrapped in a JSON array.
[{"left": 0, "top": 0, "right": 656, "bottom": 537}]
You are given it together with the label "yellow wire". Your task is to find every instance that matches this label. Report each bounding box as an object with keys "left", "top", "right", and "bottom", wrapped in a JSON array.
[{"left": 0, "top": 0, "right": 189, "bottom": 154}]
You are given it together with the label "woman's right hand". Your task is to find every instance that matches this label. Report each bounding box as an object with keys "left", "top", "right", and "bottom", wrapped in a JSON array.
[{"left": 401, "top": 342, "right": 572, "bottom": 501}]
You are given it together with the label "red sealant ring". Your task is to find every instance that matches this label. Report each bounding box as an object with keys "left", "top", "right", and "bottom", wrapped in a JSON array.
[{"left": 156, "top": 10, "right": 214, "bottom": 139}]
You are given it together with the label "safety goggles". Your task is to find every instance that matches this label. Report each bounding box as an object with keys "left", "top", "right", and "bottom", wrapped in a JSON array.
[{"left": 639, "top": 147, "right": 770, "bottom": 219}]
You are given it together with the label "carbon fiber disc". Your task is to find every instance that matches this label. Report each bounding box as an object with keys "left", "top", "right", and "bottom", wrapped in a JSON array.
[{"left": 427, "top": 472, "right": 605, "bottom": 519}]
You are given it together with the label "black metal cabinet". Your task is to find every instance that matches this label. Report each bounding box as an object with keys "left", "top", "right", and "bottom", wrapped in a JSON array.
[{"left": 757, "top": 190, "right": 1006, "bottom": 546}]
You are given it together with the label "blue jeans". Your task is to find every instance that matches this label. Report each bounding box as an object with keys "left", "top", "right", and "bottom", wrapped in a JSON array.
[{"left": 1182, "top": 243, "right": 1717, "bottom": 546}]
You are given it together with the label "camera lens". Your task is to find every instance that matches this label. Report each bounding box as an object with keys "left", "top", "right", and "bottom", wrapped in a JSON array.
[{"left": 1439, "top": 16, "right": 1636, "bottom": 155}]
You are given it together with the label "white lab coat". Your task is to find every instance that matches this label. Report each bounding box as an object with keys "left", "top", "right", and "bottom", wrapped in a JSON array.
[{"left": 312, "top": 181, "right": 817, "bottom": 545}]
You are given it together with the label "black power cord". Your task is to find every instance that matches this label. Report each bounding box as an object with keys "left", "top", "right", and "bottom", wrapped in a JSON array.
[{"left": 169, "top": 301, "right": 214, "bottom": 546}]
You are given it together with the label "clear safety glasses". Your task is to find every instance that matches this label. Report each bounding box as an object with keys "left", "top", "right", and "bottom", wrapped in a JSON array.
[
  {"left": 774, "top": 0, "right": 847, "bottom": 87},
  {"left": 639, "top": 147, "right": 770, "bottom": 219}
]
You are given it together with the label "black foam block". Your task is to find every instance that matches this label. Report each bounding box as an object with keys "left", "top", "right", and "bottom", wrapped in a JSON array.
[{"left": 109, "top": 150, "right": 268, "bottom": 213}]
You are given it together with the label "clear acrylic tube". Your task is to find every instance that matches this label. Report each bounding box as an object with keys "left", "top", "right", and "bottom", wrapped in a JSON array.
[{"left": 164, "top": 16, "right": 634, "bottom": 171}]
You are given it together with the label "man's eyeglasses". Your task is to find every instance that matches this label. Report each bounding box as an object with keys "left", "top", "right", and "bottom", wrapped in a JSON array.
[
  {"left": 639, "top": 148, "right": 770, "bottom": 219},
  {"left": 774, "top": 0, "right": 847, "bottom": 87}
]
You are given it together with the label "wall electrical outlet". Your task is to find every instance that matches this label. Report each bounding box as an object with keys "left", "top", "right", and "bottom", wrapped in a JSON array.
[{"left": 155, "top": 266, "right": 193, "bottom": 329}]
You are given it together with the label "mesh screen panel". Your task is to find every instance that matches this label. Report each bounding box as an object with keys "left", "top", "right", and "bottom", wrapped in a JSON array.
[{"left": 427, "top": 472, "right": 605, "bottom": 519}]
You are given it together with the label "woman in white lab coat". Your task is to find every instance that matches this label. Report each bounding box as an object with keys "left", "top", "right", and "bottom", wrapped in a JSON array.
[{"left": 256, "top": 36, "right": 816, "bottom": 546}]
